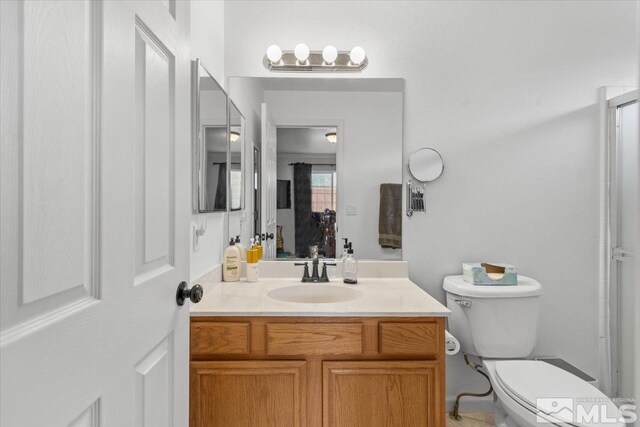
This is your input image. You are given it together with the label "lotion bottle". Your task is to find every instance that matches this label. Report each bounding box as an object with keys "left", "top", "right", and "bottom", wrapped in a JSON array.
[{"left": 223, "top": 239, "right": 241, "bottom": 282}]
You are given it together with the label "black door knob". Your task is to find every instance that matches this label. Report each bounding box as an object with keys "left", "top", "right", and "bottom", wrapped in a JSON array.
[
  {"left": 266, "top": 232, "right": 274, "bottom": 240},
  {"left": 176, "top": 281, "right": 203, "bottom": 306}
]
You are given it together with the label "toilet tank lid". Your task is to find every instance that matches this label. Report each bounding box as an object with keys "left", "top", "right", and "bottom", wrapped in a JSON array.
[{"left": 443, "top": 275, "right": 542, "bottom": 298}]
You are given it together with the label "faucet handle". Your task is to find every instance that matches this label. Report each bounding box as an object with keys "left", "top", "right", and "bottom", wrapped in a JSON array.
[
  {"left": 320, "top": 262, "right": 337, "bottom": 282},
  {"left": 295, "top": 262, "right": 311, "bottom": 282}
]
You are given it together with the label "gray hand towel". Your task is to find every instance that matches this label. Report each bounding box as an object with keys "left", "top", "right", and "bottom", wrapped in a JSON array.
[{"left": 378, "top": 183, "right": 402, "bottom": 249}]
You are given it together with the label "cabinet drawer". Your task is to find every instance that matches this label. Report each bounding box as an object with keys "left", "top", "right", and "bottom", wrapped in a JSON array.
[
  {"left": 191, "top": 322, "right": 250, "bottom": 356},
  {"left": 266, "top": 323, "right": 363, "bottom": 356},
  {"left": 379, "top": 322, "right": 439, "bottom": 356}
]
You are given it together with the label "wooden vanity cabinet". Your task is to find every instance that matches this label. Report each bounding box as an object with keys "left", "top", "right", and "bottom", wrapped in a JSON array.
[{"left": 190, "top": 316, "right": 446, "bottom": 427}]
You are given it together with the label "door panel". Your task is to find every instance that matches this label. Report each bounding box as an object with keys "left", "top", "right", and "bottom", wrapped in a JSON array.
[
  {"left": 323, "top": 361, "right": 439, "bottom": 427},
  {"left": 191, "top": 360, "right": 307, "bottom": 427},
  {"left": 135, "top": 334, "right": 174, "bottom": 427},
  {"left": 1, "top": 0, "right": 100, "bottom": 336},
  {"left": 0, "top": 1, "right": 191, "bottom": 425},
  {"left": 261, "top": 103, "right": 277, "bottom": 258},
  {"left": 134, "top": 19, "right": 175, "bottom": 279}
]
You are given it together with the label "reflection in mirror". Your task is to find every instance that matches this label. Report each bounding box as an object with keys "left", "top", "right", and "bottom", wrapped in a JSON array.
[
  {"left": 253, "top": 145, "right": 261, "bottom": 236},
  {"left": 227, "top": 77, "right": 404, "bottom": 261},
  {"left": 229, "top": 101, "right": 244, "bottom": 211},
  {"left": 408, "top": 148, "right": 444, "bottom": 183},
  {"left": 277, "top": 127, "right": 337, "bottom": 259},
  {"left": 204, "top": 126, "right": 227, "bottom": 211},
  {"left": 192, "top": 59, "right": 228, "bottom": 212}
]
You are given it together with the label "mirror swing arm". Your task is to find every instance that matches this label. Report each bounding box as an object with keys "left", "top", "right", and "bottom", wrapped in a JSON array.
[{"left": 406, "top": 147, "right": 444, "bottom": 217}]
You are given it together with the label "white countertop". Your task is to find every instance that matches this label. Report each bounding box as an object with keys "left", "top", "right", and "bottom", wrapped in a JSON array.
[{"left": 190, "top": 277, "right": 450, "bottom": 317}]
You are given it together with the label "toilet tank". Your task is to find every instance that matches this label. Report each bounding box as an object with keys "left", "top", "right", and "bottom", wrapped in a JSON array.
[{"left": 443, "top": 275, "right": 543, "bottom": 358}]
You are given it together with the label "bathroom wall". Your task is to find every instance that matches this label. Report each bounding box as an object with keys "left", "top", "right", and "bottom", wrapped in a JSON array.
[
  {"left": 265, "top": 89, "right": 404, "bottom": 260},
  {"left": 190, "top": 0, "right": 226, "bottom": 280},
  {"left": 224, "top": 0, "right": 638, "bottom": 405}
]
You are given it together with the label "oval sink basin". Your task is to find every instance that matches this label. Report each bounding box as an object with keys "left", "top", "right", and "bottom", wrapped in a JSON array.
[{"left": 267, "top": 284, "right": 362, "bottom": 304}]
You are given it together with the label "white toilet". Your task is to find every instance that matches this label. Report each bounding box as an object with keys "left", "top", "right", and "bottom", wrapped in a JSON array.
[{"left": 444, "top": 275, "right": 623, "bottom": 427}]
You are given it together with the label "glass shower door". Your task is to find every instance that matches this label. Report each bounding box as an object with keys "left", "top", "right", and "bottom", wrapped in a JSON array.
[{"left": 612, "top": 96, "right": 638, "bottom": 399}]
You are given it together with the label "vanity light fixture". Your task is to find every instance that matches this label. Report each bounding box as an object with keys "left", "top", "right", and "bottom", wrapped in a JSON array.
[
  {"left": 266, "top": 44, "right": 283, "bottom": 63},
  {"left": 325, "top": 132, "right": 337, "bottom": 144},
  {"left": 263, "top": 44, "right": 368, "bottom": 72},
  {"left": 322, "top": 45, "right": 338, "bottom": 64},
  {"left": 230, "top": 131, "right": 240, "bottom": 142},
  {"left": 294, "top": 43, "right": 310, "bottom": 64},
  {"left": 349, "top": 46, "right": 366, "bottom": 65}
]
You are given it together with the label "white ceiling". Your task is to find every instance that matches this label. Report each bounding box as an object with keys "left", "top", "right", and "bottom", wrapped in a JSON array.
[{"left": 277, "top": 127, "right": 338, "bottom": 154}]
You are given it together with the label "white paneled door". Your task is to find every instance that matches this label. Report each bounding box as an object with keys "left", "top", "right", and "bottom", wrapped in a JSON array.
[
  {"left": 0, "top": 1, "right": 192, "bottom": 426},
  {"left": 261, "top": 103, "right": 277, "bottom": 259}
]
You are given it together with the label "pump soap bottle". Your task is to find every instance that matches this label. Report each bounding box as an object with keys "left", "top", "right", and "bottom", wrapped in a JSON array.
[
  {"left": 340, "top": 238, "right": 349, "bottom": 261},
  {"left": 223, "top": 239, "right": 241, "bottom": 282},
  {"left": 342, "top": 243, "right": 358, "bottom": 284},
  {"left": 254, "top": 235, "right": 263, "bottom": 260},
  {"left": 246, "top": 243, "right": 260, "bottom": 283}
]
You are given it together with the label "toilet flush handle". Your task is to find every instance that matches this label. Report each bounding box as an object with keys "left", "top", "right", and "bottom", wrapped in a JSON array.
[{"left": 454, "top": 299, "right": 472, "bottom": 308}]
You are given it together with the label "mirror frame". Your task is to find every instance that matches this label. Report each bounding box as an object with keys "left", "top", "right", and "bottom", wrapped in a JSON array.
[
  {"left": 228, "top": 98, "right": 245, "bottom": 212},
  {"left": 192, "top": 58, "right": 231, "bottom": 213},
  {"left": 407, "top": 147, "right": 445, "bottom": 183}
]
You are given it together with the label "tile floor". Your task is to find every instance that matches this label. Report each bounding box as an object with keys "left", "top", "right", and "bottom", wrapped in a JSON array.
[{"left": 446, "top": 412, "right": 495, "bottom": 427}]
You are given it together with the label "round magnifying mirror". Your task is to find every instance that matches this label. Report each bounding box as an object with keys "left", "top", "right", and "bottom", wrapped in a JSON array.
[{"left": 408, "top": 148, "right": 444, "bottom": 182}]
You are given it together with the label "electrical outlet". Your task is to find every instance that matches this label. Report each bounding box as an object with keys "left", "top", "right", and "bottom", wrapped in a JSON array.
[{"left": 346, "top": 205, "right": 357, "bottom": 216}]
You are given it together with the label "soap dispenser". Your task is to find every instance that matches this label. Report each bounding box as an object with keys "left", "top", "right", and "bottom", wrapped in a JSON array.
[
  {"left": 340, "top": 238, "right": 349, "bottom": 261},
  {"left": 246, "top": 241, "right": 260, "bottom": 283},
  {"left": 342, "top": 243, "right": 358, "bottom": 284},
  {"left": 254, "top": 234, "right": 263, "bottom": 260},
  {"left": 223, "top": 239, "right": 241, "bottom": 282}
]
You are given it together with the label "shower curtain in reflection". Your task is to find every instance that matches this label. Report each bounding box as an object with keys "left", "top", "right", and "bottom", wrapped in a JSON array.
[
  {"left": 213, "top": 163, "right": 226, "bottom": 211},
  {"left": 293, "top": 163, "right": 312, "bottom": 258}
]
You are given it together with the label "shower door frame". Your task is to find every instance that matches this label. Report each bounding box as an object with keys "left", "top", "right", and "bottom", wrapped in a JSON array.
[{"left": 608, "top": 89, "right": 638, "bottom": 398}]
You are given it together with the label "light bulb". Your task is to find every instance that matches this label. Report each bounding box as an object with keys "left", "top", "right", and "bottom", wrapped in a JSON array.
[
  {"left": 266, "top": 44, "right": 282, "bottom": 63},
  {"left": 322, "top": 45, "right": 338, "bottom": 64},
  {"left": 294, "top": 43, "right": 310, "bottom": 63},
  {"left": 349, "top": 46, "right": 366, "bottom": 65}
]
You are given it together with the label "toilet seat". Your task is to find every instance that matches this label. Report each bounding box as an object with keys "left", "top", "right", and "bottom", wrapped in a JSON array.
[{"left": 491, "top": 360, "right": 623, "bottom": 427}]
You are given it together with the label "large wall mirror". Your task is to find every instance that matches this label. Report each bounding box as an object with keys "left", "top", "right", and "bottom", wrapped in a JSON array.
[
  {"left": 192, "top": 59, "right": 245, "bottom": 215},
  {"left": 228, "top": 77, "right": 404, "bottom": 261}
]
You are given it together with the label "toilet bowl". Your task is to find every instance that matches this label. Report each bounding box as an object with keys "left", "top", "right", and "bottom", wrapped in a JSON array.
[
  {"left": 443, "top": 276, "right": 623, "bottom": 427},
  {"left": 482, "top": 360, "right": 623, "bottom": 427}
]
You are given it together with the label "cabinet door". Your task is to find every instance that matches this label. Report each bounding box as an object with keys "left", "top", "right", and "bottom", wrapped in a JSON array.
[
  {"left": 323, "top": 361, "right": 441, "bottom": 427},
  {"left": 191, "top": 360, "right": 307, "bottom": 427}
]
